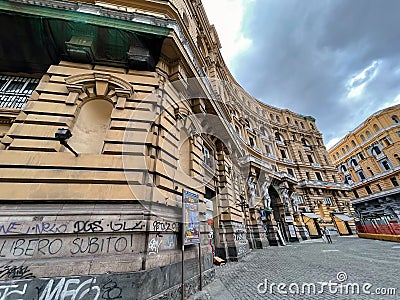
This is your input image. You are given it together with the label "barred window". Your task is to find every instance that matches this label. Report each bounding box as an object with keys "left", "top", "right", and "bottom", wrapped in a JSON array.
[
  {"left": 0, "top": 75, "right": 39, "bottom": 109},
  {"left": 323, "top": 197, "right": 332, "bottom": 206}
]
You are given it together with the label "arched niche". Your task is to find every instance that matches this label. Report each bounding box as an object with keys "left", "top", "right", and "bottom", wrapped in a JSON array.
[{"left": 68, "top": 99, "right": 113, "bottom": 154}]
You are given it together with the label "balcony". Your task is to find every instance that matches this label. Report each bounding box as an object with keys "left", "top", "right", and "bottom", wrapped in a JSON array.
[
  {"left": 298, "top": 180, "right": 351, "bottom": 190},
  {"left": 238, "top": 154, "right": 272, "bottom": 170},
  {"left": 311, "top": 163, "right": 321, "bottom": 168},
  {"left": 276, "top": 140, "right": 285, "bottom": 146},
  {"left": 351, "top": 165, "right": 400, "bottom": 188},
  {"left": 267, "top": 153, "right": 279, "bottom": 160},
  {"left": 283, "top": 158, "right": 294, "bottom": 164},
  {"left": 251, "top": 145, "right": 263, "bottom": 154},
  {"left": 303, "top": 145, "right": 311, "bottom": 151},
  {"left": 374, "top": 152, "right": 386, "bottom": 161},
  {"left": 353, "top": 165, "right": 362, "bottom": 172}
]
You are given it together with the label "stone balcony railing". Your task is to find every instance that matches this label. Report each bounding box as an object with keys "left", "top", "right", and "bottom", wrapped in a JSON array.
[
  {"left": 311, "top": 163, "right": 321, "bottom": 168},
  {"left": 298, "top": 179, "right": 350, "bottom": 190}
]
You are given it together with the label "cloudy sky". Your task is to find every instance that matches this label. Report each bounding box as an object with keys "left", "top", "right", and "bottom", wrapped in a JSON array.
[{"left": 202, "top": 0, "right": 400, "bottom": 149}]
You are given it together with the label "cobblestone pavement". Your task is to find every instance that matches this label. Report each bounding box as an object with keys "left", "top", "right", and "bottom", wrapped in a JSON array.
[{"left": 192, "top": 236, "right": 400, "bottom": 300}]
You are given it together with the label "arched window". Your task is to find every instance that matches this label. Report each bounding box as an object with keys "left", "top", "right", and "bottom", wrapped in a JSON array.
[
  {"left": 371, "top": 145, "right": 381, "bottom": 155},
  {"left": 310, "top": 123, "right": 315, "bottom": 130},
  {"left": 373, "top": 124, "right": 380, "bottom": 132},
  {"left": 276, "top": 116, "right": 281, "bottom": 124},
  {"left": 350, "top": 159, "right": 358, "bottom": 167},
  {"left": 275, "top": 132, "right": 282, "bottom": 141},
  {"left": 69, "top": 99, "right": 113, "bottom": 154},
  {"left": 394, "top": 154, "right": 400, "bottom": 164},
  {"left": 270, "top": 114, "right": 274, "bottom": 121},
  {"left": 295, "top": 120, "right": 299, "bottom": 127},
  {"left": 346, "top": 145, "right": 350, "bottom": 152},
  {"left": 336, "top": 152, "right": 340, "bottom": 158},
  {"left": 286, "top": 117, "right": 291, "bottom": 124},
  {"left": 392, "top": 115, "right": 400, "bottom": 124},
  {"left": 366, "top": 131, "right": 372, "bottom": 138},
  {"left": 351, "top": 140, "right": 356, "bottom": 148},
  {"left": 340, "top": 165, "right": 347, "bottom": 173},
  {"left": 360, "top": 134, "right": 366, "bottom": 142},
  {"left": 342, "top": 148, "right": 346, "bottom": 155},
  {"left": 301, "top": 138, "right": 309, "bottom": 146}
]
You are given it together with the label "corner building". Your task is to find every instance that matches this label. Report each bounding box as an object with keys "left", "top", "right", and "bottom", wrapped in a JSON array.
[
  {"left": 0, "top": 0, "right": 354, "bottom": 298},
  {"left": 329, "top": 105, "right": 400, "bottom": 235}
]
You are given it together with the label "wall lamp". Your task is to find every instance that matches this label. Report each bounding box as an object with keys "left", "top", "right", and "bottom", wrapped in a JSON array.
[{"left": 55, "top": 128, "right": 79, "bottom": 157}]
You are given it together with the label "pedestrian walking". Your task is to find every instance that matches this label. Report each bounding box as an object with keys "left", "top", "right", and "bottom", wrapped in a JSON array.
[{"left": 323, "top": 226, "right": 332, "bottom": 243}]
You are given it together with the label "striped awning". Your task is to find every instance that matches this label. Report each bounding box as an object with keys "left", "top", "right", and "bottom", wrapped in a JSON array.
[{"left": 302, "top": 212, "right": 322, "bottom": 219}]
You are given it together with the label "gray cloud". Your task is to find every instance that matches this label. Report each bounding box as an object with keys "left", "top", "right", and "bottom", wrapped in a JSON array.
[{"left": 230, "top": 0, "right": 400, "bottom": 147}]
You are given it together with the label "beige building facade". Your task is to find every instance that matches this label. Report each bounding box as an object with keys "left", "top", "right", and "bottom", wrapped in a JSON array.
[
  {"left": 0, "top": 0, "right": 354, "bottom": 298},
  {"left": 329, "top": 105, "right": 400, "bottom": 235}
]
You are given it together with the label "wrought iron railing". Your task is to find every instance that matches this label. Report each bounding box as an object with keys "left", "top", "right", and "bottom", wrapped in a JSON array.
[{"left": 0, "top": 75, "right": 39, "bottom": 109}]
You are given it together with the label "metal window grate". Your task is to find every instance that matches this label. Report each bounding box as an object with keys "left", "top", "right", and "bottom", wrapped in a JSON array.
[{"left": 0, "top": 75, "right": 39, "bottom": 109}]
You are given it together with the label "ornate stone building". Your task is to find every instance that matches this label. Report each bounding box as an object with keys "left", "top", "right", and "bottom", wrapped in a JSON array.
[
  {"left": 0, "top": 0, "right": 353, "bottom": 298},
  {"left": 329, "top": 104, "right": 400, "bottom": 235}
]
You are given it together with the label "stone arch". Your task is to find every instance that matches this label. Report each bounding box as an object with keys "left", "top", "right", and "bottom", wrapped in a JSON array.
[
  {"left": 63, "top": 73, "right": 134, "bottom": 154},
  {"left": 65, "top": 72, "right": 134, "bottom": 108}
]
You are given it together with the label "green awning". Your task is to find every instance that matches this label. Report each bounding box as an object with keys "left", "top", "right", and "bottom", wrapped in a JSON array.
[{"left": 0, "top": 0, "right": 170, "bottom": 36}]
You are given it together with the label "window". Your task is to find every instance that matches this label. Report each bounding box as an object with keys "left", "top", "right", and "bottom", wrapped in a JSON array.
[
  {"left": 360, "top": 134, "right": 366, "bottom": 142},
  {"left": 270, "top": 114, "right": 274, "bottom": 121},
  {"left": 323, "top": 155, "right": 329, "bottom": 165},
  {"left": 301, "top": 138, "right": 309, "bottom": 147},
  {"left": 306, "top": 172, "right": 311, "bottom": 180},
  {"left": 373, "top": 124, "right": 380, "bottom": 132},
  {"left": 351, "top": 140, "right": 356, "bottom": 148},
  {"left": 249, "top": 136, "right": 255, "bottom": 147},
  {"left": 307, "top": 154, "right": 314, "bottom": 163},
  {"left": 346, "top": 145, "right": 350, "bottom": 152},
  {"left": 300, "top": 122, "right": 305, "bottom": 129},
  {"left": 340, "top": 165, "right": 347, "bottom": 173},
  {"left": 392, "top": 115, "right": 400, "bottom": 124},
  {"left": 366, "top": 131, "right": 372, "bottom": 138},
  {"left": 367, "top": 167, "right": 374, "bottom": 176},
  {"left": 358, "top": 152, "right": 365, "bottom": 160},
  {"left": 310, "top": 123, "right": 315, "bottom": 130},
  {"left": 377, "top": 184, "right": 382, "bottom": 191},
  {"left": 275, "top": 132, "right": 283, "bottom": 142},
  {"left": 295, "top": 120, "right": 299, "bottom": 127},
  {"left": 324, "top": 197, "right": 332, "bottom": 206},
  {"left": 350, "top": 158, "right": 358, "bottom": 167},
  {"left": 390, "top": 177, "right": 399, "bottom": 187},
  {"left": 381, "top": 160, "right": 391, "bottom": 171},
  {"left": 371, "top": 146, "right": 381, "bottom": 155},
  {"left": 276, "top": 116, "right": 281, "bottom": 124},
  {"left": 235, "top": 125, "right": 240, "bottom": 134},
  {"left": 287, "top": 168, "right": 295, "bottom": 177},
  {"left": 280, "top": 149, "right": 287, "bottom": 159},
  {"left": 342, "top": 148, "right": 346, "bottom": 155},
  {"left": 332, "top": 175, "right": 336, "bottom": 181},
  {"left": 265, "top": 144, "right": 271, "bottom": 154},
  {"left": 315, "top": 172, "right": 323, "bottom": 181},
  {"left": 202, "top": 145, "right": 213, "bottom": 168},
  {"left": 357, "top": 171, "right": 366, "bottom": 180},
  {"left": 353, "top": 190, "right": 359, "bottom": 199},
  {"left": 365, "top": 186, "right": 372, "bottom": 195},
  {"left": 394, "top": 154, "right": 400, "bottom": 163},
  {"left": 298, "top": 151, "right": 304, "bottom": 162},
  {"left": 0, "top": 75, "right": 39, "bottom": 109},
  {"left": 286, "top": 117, "right": 291, "bottom": 124}
]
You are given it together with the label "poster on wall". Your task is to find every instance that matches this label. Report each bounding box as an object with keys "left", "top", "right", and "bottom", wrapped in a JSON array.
[
  {"left": 183, "top": 190, "right": 200, "bottom": 245},
  {"left": 288, "top": 224, "right": 297, "bottom": 238}
]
